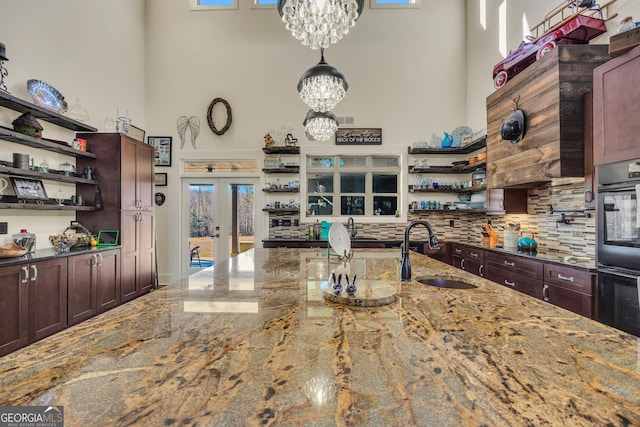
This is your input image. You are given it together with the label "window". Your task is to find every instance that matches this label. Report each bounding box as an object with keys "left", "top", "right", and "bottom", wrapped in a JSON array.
[
  {"left": 190, "top": 0, "right": 238, "bottom": 11},
  {"left": 370, "top": 0, "right": 419, "bottom": 9},
  {"left": 252, "top": 0, "right": 277, "bottom": 8},
  {"left": 306, "top": 155, "right": 401, "bottom": 217}
]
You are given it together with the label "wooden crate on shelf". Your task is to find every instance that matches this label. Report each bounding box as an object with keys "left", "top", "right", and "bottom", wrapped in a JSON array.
[
  {"left": 486, "top": 44, "right": 609, "bottom": 189},
  {"left": 609, "top": 26, "right": 640, "bottom": 58}
]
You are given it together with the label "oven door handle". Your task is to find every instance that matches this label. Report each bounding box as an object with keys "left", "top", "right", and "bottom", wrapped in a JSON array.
[{"left": 599, "top": 266, "right": 640, "bottom": 280}]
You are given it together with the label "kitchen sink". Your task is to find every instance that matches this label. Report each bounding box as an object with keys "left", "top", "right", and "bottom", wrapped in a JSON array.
[{"left": 417, "top": 278, "right": 477, "bottom": 289}]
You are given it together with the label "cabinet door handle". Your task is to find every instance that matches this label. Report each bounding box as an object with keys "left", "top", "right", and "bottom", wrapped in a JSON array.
[
  {"left": 98, "top": 253, "right": 103, "bottom": 265},
  {"left": 543, "top": 284, "right": 549, "bottom": 301},
  {"left": 30, "top": 265, "right": 37, "bottom": 282},
  {"left": 461, "top": 259, "right": 465, "bottom": 270},
  {"left": 504, "top": 261, "right": 515, "bottom": 267},
  {"left": 479, "top": 264, "right": 484, "bottom": 277},
  {"left": 499, "top": 199, "right": 504, "bottom": 208},
  {"left": 92, "top": 254, "right": 98, "bottom": 267},
  {"left": 557, "top": 273, "right": 574, "bottom": 282},
  {"left": 21, "top": 266, "right": 29, "bottom": 283},
  {"left": 470, "top": 252, "right": 478, "bottom": 258},
  {"left": 504, "top": 279, "right": 515, "bottom": 287}
]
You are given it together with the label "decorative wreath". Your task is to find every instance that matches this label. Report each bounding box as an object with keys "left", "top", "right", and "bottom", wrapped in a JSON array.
[{"left": 207, "top": 98, "right": 232, "bottom": 135}]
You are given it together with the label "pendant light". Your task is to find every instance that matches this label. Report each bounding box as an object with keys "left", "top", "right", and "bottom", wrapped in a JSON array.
[
  {"left": 277, "top": 0, "right": 365, "bottom": 50},
  {"left": 303, "top": 110, "right": 339, "bottom": 141},
  {"left": 298, "top": 48, "right": 348, "bottom": 113}
]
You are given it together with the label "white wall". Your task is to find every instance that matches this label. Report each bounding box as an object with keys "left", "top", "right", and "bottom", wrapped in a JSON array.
[
  {"left": 0, "top": 0, "right": 145, "bottom": 249},
  {"left": 2, "top": 0, "right": 639, "bottom": 283}
]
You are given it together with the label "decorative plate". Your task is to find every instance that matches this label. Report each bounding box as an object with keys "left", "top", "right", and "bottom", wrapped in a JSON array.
[
  {"left": 328, "top": 222, "right": 351, "bottom": 258},
  {"left": 26, "top": 79, "right": 68, "bottom": 113}
]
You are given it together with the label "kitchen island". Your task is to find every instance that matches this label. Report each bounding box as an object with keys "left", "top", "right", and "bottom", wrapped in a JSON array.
[{"left": 1, "top": 248, "right": 639, "bottom": 426}]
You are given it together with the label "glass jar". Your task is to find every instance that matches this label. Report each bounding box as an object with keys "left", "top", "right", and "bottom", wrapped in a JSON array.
[{"left": 12, "top": 229, "right": 35, "bottom": 253}]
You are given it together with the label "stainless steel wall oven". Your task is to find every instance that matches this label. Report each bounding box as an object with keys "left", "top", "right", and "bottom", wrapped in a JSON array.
[{"left": 597, "top": 159, "right": 640, "bottom": 336}]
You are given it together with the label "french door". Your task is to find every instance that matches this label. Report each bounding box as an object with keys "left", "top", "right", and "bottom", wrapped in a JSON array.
[{"left": 181, "top": 177, "right": 257, "bottom": 278}]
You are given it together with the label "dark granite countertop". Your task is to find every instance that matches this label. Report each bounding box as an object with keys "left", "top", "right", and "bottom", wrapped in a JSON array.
[{"left": 0, "top": 245, "right": 121, "bottom": 268}]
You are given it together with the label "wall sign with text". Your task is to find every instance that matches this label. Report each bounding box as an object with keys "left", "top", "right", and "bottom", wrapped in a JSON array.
[{"left": 335, "top": 128, "right": 382, "bottom": 145}]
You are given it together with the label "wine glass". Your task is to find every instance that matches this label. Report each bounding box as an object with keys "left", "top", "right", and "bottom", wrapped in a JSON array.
[{"left": 55, "top": 190, "right": 65, "bottom": 206}]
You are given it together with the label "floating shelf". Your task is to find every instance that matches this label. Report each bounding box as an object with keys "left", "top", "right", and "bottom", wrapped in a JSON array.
[
  {"left": 408, "top": 135, "right": 486, "bottom": 154},
  {"left": 0, "top": 90, "right": 97, "bottom": 132},
  {"left": 263, "top": 208, "right": 300, "bottom": 214},
  {"left": 0, "top": 201, "right": 95, "bottom": 211},
  {"left": 409, "top": 185, "right": 486, "bottom": 194},
  {"left": 262, "top": 188, "right": 299, "bottom": 193},
  {"left": 409, "top": 208, "right": 486, "bottom": 214},
  {"left": 262, "top": 167, "right": 300, "bottom": 174},
  {"left": 409, "top": 160, "right": 486, "bottom": 174},
  {"left": 262, "top": 146, "right": 300, "bottom": 154},
  {"left": 0, "top": 126, "right": 97, "bottom": 159},
  {"left": 0, "top": 163, "right": 97, "bottom": 185}
]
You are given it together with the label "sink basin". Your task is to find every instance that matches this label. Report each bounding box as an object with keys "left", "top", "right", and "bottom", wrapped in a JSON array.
[{"left": 417, "top": 278, "right": 477, "bottom": 289}]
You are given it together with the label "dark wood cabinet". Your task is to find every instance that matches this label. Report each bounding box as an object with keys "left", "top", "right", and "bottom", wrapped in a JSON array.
[
  {"left": 484, "top": 251, "right": 544, "bottom": 299},
  {"left": 593, "top": 45, "right": 640, "bottom": 165},
  {"left": 0, "top": 265, "right": 28, "bottom": 356},
  {"left": 485, "top": 189, "right": 528, "bottom": 215},
  {"left": 68, "top": 249, "right": 121, "bottom": 325},
  {"left": 543, "top": 263, "right": 595, "bottom": 319},
  {"left": 0, "top": 259, "right": 67, "bottom": 357},
  {"left": 450, "top": 243, "right": 485, "bottom": 277},
  {"left": 77, "top": 133, "right": 156, "bottom": 301}
]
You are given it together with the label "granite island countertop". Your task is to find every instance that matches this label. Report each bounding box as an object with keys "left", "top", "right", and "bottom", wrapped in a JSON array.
[{"left": 0, "top": 248, "right": 638, "bottom": 426}]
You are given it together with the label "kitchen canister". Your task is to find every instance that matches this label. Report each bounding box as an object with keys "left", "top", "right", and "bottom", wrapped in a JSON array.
[
  {"left": 503, "top": 230, "right": 518, "bottom": 248},
  {"left": 13, "top": 153, "right": 30, "bottom": 169}
]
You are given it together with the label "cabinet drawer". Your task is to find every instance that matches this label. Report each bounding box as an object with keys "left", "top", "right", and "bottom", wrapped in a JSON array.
[
  {"left": 543, "top": 263, "right": 594, "bottom": 295},
  {"left": 463, "top": 247, "right": 484, "bottom": 263},
  {"left": 451, "top": 243, "right": 465, "bottom": 258},
  {"left": 485, "top": 268, "right": 543, "bottom": 299},
  {"left": 544, "top": 283, "right": 595, "bottom": 319},
  {"left": 485, "top": 252, "right": 543, "bottom": 279}
]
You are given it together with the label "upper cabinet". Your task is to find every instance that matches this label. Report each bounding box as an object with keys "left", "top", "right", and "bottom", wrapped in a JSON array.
[
  {"left": 486, "top": 45, "right": 609, "bottom": 188},
  {"left": 593, "top": 45, "right": 640, "bottom": 165}
]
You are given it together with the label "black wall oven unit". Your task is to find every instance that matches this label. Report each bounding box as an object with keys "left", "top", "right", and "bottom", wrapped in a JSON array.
[{"left": 597, "top": 159, "right": 640, "bottom": 336}]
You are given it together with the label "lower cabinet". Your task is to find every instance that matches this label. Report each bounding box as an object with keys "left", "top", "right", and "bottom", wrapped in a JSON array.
[
  {"left": 1, "top": 249, "right": 127, "bottom": 357},
  {"left": 0, "top": 258, "right": 68, "bottom": 357},
  {"left": 451, "top": 243, "right": 484, "bottom": 277},
  {"left": 448, "top": 244, "right": 595, "bottom": 318},
  {"left": 543, "top": 263, "right": 595, "bottom": 319},
  {"left": 68, "top": 249, "right": 121, "bottom": 325},
  {"left": 484, "top": 251, "right": 543, "bottom": 299}
]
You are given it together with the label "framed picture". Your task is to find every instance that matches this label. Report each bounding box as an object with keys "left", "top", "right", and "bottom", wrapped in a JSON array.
[
  {"left": 128, "top": 125, "right": 146, "bottom": 142},
  {"left": 147, "top": 136, "right": 172, "bottom": 166},
  {"left": 154, "top": 172, "right": 168, "bottom": 187},
  {"left": 10, "top": 178, "right": 48, "bottom": 200}
]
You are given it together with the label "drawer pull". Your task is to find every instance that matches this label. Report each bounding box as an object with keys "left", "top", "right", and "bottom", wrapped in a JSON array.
[
  {"left": 470, "top": 252, "right": 479, "bottom": 258},
  {"left": 504, "top": 261, "right": 515, "bottom": 267},
  {"left": 557, "top": 273, "right": 574, "bottom": 282},
  {"left": 504, "top": 280, "right": 515, "bottom": 287},
  {"left": 455, "top": 249, "right": 462, "bottom": 254}
]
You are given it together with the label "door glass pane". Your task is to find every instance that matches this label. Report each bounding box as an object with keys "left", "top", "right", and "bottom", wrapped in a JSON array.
[
  {"left": 232, "top": 184, "right": 255, "bottom": 255},
  {"left": 374, "top": 196, "right": 397, "bottom": 216},
  {"left": 189, "top": 184, "right": 215, "bottom": 268},
  {"left": 340, "top": 173, "right": 365, "bottom": 193},
  {"left": 373, "top": 174, "right": 398, "bottom": 193},
  {"left": 341, "top": 196, "right": 365, "bottom": 215},
  {"left": 308, "top": 157, "right": 334, "bottom": 168}
]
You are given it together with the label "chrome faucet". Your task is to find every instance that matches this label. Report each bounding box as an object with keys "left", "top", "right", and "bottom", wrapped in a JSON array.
[
  {"left": 346, "top": 217, "right": 357, "bottom": 238},
  {"left": 400, "top": 220, "right": 438, "bottom": 282}
]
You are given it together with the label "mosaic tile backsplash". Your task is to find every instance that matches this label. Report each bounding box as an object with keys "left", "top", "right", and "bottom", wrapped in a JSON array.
[{"left": 268, "top": 180, "right": 594, "bottom": 260}]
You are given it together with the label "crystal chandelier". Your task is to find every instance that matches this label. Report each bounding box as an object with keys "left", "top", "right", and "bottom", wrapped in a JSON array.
[
  {"left": 277, "top": 0, "right": 365, "bottom": 50},
  {"left": 298, "top": 49, "right": 348, "bottom": 112},
  {"left": 303, "top": 110, "right": 339, "bottom": 141}
]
